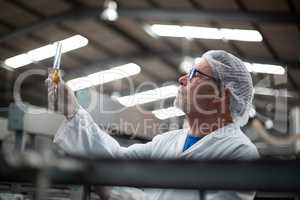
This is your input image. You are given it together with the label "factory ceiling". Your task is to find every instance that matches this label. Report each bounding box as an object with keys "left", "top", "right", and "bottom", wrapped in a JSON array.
[{"left": 0, "top": 0, "right": 299, "bottom": 129}]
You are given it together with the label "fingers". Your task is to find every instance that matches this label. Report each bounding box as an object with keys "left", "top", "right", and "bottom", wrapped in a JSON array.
[
  {"left": 57, "top": 81, "right": 65, "bottom": 91},
  {"left": 46, "top": 77, "right": 56, "bottom": 93},
  {"left": 47, "top": 88, "right": 55, "bottom": 111},
  {"left": 47, "top": 79, "right": 66, "bottom": 93},
  {"left": 46, "top": 76, "right": 78, "bottom": 118},
  {"left": 45, "top": 77, "right": 51, "bottom": 85}
]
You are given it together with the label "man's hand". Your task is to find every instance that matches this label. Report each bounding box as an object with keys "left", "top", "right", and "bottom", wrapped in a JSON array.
[{"left": 47, "top": 79, "right": 80, "bottom": 120}]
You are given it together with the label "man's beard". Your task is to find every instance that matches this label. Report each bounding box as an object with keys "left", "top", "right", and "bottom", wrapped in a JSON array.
[{"left": 174, "top": 91, "right": 188, "bottom": 114}]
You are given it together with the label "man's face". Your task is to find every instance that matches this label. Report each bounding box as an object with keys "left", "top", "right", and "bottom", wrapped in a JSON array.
[{"left": 174, "top": 58, "right": 221, "bottom": 116}]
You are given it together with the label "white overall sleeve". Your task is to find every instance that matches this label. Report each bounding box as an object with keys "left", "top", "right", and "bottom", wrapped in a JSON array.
[{"left": 53, "top": 106, "right": 156, "bottom": 159}]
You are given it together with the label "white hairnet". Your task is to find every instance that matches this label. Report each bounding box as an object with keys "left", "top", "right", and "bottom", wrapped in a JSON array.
[{"left": 202, "top": 50, "right": 253, "bottom": 127}]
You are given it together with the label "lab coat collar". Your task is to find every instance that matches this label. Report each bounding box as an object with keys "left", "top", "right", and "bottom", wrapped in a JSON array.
[
  {"left": 179, "top": 123, "right": 239, "bottom": 156},
  {"left": 184, "top": 122, "right": 239, "bottom": 139},
  {"left": 210, "top": 122, "right": 239, "bottom": 138}
]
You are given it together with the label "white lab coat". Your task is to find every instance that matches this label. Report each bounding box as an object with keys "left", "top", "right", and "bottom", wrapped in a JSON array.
[{"left": 54, "top": 107, "right": 259, "bottom": 200}]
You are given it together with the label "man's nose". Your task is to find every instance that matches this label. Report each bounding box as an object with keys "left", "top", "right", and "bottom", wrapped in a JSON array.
[{"left": 178, "top": 74, "right": 188, "bottom": 86}]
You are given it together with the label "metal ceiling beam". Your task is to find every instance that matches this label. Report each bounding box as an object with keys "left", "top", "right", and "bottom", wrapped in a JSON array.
[
  {"left": 285, "top": 0, "right": 300, "bottom": 90},
  {"left": 62, "top": 0, "right": 176, "bottom": 82},
  {"left": 286, "top": 0, "right": 300, "bottom": 41},
  {"left": 121, "top": 8, "right": 300, "bottom": 24},
  {"left": 145, "top": 0, "right": 196, "bottom": 53},
  {"left": 95, "top": 3, "right": 179, "bottom": 76},
  {"left": 0, "top": 18, "right": 27, "bottom": 56},
  {"left": 93, "top": 0, "right": 179, "bottom": 73},
  {"left": 146, "top": 0, "right": 160, "bottom": 8},
  {"left": 60, "top": 0, "right": 118, "bottom": 56},
  {"left": 234, "top": 0, "right": 279, "bottom": 61},
  {"left": 1, "top": 7, "right": 300, "bottom": 43},
  {"left": 100, "top": 20, "right": 178, "bottom": 69},
  {"left": 55, "top": 24, "right": 118, "bottom": 56},
  {"left": 188, "top": 0, "right": 245, "bottom": 57}
]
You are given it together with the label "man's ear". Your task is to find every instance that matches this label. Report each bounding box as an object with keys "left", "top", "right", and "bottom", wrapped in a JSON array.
[
  {"left": 212, "top": 87, "right": 231, "bottom": 114},
  {"left": 224, "top": 88, "right": 231, "bottom": 106},
  {"left": 210, "top": 87, "right": 224, "bottom": 106},
  {"left": 224, "top": 87, "right": 230, "bottom": 95},
  {"left": 211, "top": 86, "right": 229, "bottom": 102}
]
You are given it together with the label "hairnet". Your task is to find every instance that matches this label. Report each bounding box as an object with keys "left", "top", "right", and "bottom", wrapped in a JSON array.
[{"left": 202, "top": 50, "right": 253, "bottom": 127}]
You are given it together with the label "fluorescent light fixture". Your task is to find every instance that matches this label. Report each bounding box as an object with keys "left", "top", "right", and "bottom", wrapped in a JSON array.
[
  {"left": 152, "top": 106, "right": 185, "bottom": 120},
  {"left": 192, "top": 57, "right": 285, "bottom": 75},
  {"left": 254, "top": 87, "right": 300, "bottom": 98},
  {"left": 182, "top": 26, "right": 222, "bottom": 39},
  {"left": 116, "top": 85, "right": 178, "bottom": 107},
  {"left": 147, "top": 24, "right": 263, "bottom": 42},
  {"left": 67, "top": 63, "right": 141, "bottom": 91},
  {"left": 219, "top": 28, "right": 262, "bottom": 42},
  {"left": 4, "top": 35, "right": 88, "bottom": 69},
  {"left": 89, "top": 63, "right": 140, "bottom": 83},
  {"left": 244, "top": 62, "right": 285, "bottom": 75}
]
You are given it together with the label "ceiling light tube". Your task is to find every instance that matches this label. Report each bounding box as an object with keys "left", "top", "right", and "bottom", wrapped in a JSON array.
[
  {"left": 244, "top": 62, "right": 285, "bottom": 75},
  {"left": 116, "top": 85, "right": 178, "bottom": 107},
  {"left": 192, "top": 57, "right": 285, "bottom": 75},
  {"left": 4, "top": 35, "right": 88, "bottom": 69},
  {"left": 147, "top": 24, "right": 263, "bottom": 42},
  {"left": 67, "top": 63, "right": 141, "bottom": 91}
]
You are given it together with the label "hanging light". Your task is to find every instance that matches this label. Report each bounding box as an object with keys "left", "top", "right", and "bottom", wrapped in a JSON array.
[{"left": 101, "top": 0, "right": 118, "bottom": 21}]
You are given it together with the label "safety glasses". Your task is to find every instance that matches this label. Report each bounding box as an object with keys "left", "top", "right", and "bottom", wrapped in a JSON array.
[
  {"left": 188, "top": 67, "right": 222, "bottom": 96},
  {"left": 188, "top": 67, "right": 216, "bottom": 82},
  {"left": 187, "top": 67, "right": 223, "bottom": 97}
]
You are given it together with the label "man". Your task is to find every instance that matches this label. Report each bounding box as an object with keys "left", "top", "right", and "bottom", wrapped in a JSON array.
[{"left": 49, "top": 50, "right": 259, "bottom": 199}]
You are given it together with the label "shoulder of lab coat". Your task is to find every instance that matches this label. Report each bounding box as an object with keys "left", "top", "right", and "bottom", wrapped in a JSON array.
[{"left": 208, "top": 123, "right": 260, "bottom": 160}]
